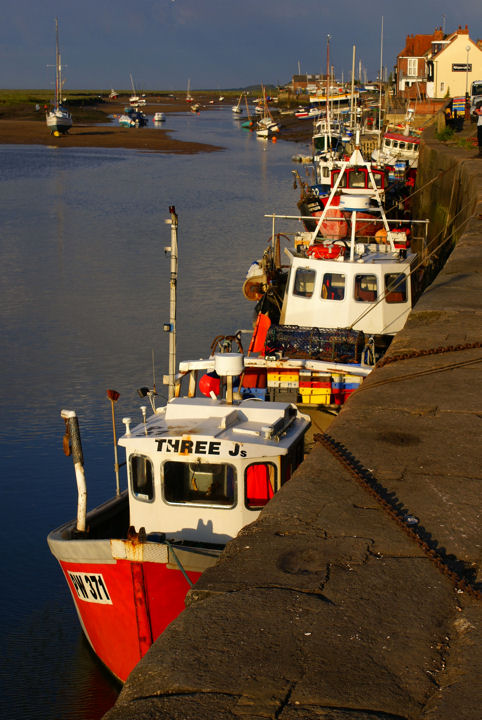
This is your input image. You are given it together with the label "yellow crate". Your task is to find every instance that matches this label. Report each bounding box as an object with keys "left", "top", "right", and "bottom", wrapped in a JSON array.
[
  {"left": 301, "top": 394, "right": 331, "bottom": 405},
  {"left": 267, "top": 371, "right": 299, "bottom": 383},
  {"left": 299, "top": 386, "right": 331, "bottom": 396}
]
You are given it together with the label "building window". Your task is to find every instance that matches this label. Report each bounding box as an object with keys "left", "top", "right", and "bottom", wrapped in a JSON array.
[{"left": 407, "top": 58, "right": 418, "bottom": 77}]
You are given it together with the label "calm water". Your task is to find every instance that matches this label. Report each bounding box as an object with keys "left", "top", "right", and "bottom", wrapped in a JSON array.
[{"left": 0, "top": 108, "right": 305, "bottom": 719}]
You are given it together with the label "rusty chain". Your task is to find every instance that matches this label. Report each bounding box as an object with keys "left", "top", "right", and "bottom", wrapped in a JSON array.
[
  {"left": 376, "top": 341, "right": 482, "bottom": 368},
  {"left": 313, "top": 432, "right": 481, "bottom": 601}
]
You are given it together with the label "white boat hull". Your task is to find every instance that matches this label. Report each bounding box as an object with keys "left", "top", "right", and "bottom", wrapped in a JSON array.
[{"left": 46, "top": 109, "right": 72, "bottom": 134}]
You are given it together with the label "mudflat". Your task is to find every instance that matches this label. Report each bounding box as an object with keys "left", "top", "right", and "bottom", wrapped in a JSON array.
[
  {"left": 0, "top": 118, "right": 222, "bottom": 153},
  {"left": 0, "top": 95, "right": 309, "bottom": 152},
  {"left": 0, "top": 97, "right": 225, "bottom": 153}
]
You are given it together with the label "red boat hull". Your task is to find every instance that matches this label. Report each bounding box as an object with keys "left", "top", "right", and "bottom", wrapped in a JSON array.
[{"left": 59, "top": 556, "right": 203, "bottom": 682}]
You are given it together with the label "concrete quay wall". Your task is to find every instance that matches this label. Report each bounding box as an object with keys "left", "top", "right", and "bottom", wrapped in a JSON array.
[{"left": 105, "top": 134, "right": 482, "bottom": 720}]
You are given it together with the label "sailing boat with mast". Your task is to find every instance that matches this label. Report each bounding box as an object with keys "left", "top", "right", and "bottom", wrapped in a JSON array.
[
  {"left": 255, "top": 86, "right": 279, "bottom": 137},
  {"left": 232, "top": 93, "right": 243, "bottom": 114},
  {"left": 46, "top": 18, "right": 72, "bottom": 135}
]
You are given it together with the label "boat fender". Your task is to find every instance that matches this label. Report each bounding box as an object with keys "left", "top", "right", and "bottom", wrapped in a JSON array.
[{"left": 199, "top": 372, "right": 221, "bottom": 397}]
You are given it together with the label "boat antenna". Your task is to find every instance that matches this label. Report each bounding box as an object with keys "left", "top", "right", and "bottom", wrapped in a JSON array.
[
  {"left": 326, "top": 35, "right": 331, "bottom": 138},
  {"left": 106, "top": 389, "right": 121, "bottom": 495},
  {"left": 164, "top": 206, "right": 178, "bottom": 401},
  {"left": 350, "top": 45, "right": 356, "bottom": 132},
  {"left": 151, "top": 348, "right": 157, "bottom": 394}
]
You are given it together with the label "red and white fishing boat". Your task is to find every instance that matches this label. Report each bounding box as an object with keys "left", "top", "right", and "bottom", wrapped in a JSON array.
[
  {"left": 298, "top": 143, "right": 387, "bottom": 239},
  {"left": 47, "top": 208, "right": 310, "bottom": 683}
]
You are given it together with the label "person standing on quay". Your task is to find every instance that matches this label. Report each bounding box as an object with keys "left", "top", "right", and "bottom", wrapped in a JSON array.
[{"left": 476, "top": 102, "right": 482, "bottom": 157}]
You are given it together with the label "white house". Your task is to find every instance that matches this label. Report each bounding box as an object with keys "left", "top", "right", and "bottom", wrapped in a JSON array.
[{"left": 426, "top": 25, "right": 482, "bottom": 99}]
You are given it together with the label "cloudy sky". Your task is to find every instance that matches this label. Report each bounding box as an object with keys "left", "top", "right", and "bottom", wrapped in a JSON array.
[{"left": 1, "top": 0, "right": 481, "bottom": 91}]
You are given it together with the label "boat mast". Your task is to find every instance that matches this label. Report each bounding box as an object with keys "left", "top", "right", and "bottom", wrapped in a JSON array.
[
  {"left": 377, "top": 16, "right": 384, "bottom": 149},
  {"left": 55, "top": 18, "right": 60, "bottom": 107},
  {"left": 326, "top": 35, "right": 331, "bottom": 143},
  {"left": 350, "top": 45, "right": 356, "bottom": 132},
  {"left": 164, "top": 206, "right": 178, "bottom": 400}
]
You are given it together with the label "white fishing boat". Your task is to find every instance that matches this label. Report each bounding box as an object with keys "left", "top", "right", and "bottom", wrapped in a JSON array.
[
  {"left": 45, "top": 18, "right": 72, "bottom": 136},
  {"left": 153, "top": 111, "right": 166, "bottom": 122},
  {"left": 240, "top": 145, "right": 426, "bottom": 407},
  {"left": 47, "top": 208, "right": 312, "bottom": 683},
  {"left": 371, "top": 128, "right": 421, "bottom": 170}
]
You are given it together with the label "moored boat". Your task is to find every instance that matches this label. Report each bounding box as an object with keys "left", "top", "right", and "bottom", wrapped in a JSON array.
[
  {"left": 153, "top": 111, "right": 166, "bottom": 122},
  {"left": 240, "top": 149, "right": 426, "bottom": 407},
  {"left": 47, "top": 208, "right": 311, "bottom": 683},
  {"left": 371, "top": 125, "right": 421, "bottom": 170},
  {"left": 45, "top": 18, "right": 72, "bottom": 136}
]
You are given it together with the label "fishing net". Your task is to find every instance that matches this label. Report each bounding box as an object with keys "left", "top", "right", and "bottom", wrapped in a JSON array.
[{"left": 264, "top": 324, "right": 365, "bottom": 364}]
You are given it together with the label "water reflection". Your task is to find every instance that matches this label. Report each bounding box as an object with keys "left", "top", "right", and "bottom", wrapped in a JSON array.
[{"left": 0, "top": 108, "right": 303, "bottom": 719}]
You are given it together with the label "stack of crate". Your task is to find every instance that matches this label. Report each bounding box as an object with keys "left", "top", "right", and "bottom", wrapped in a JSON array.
[
  {"left": 266, "top": 367, "right": 299, "bottom": 403},
  {"left": 343, "top": 373, "right": 363, "bottom": 401},
  {"left": 298, "top": 370, "right": 332, "bottom": 405},
  {"left": 332, "top": 372, "right": 363, "bottom": 405}
]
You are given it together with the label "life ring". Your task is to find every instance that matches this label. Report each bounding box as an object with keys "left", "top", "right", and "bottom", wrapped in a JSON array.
[{"left": 307, "top": 244, "right": 344, "bottom": 260}]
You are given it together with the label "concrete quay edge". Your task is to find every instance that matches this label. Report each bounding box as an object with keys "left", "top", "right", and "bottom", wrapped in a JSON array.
[{"left": 104, "top": 136, "right": 482, "bottom": 720}]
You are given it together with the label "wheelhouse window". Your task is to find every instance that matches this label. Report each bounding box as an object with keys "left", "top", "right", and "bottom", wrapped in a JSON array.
[
  {"left": 245, "top": 463, "right": 277, "bottom": 510},
  {"left": 130, "top": 455, "right": 154, "bottom": 501},
  {"left": 384, "top": 273, "right": 408, "bottom": 303},
  {"left": 348, "top": 169, "right": 367, "bottom": 189},
  {"left": 331, "top": 169, "right": 347, "bottom": 188},
  {"left": 322, "top": 272, "right": 345, "bottom": 300},
  {"left": 354, "top": 274, "right": 377, "bottom": 302},
  {"left": 372, "top": 171, "right": 384, "bottom": 188},
  {"left": 293, "top": 268, "right": 316, "bottom": 298},
  {"left": 281, "top": 440, "right": 305, "bottom": 485},
  {"left": 163, "top": 461, "right": 235, "bottom": 506}
]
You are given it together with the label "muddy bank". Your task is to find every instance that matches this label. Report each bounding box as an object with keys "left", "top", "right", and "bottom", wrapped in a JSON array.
[
  {"left": 0, "top": 118, "right": 223, "bottom": 154},
  {"left": 0, "top": 95, "right": 311, "bottom": 153}
]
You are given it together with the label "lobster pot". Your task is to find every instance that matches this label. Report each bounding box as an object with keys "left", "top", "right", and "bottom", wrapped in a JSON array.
[{"left": 265, "top": 325, "right": 365, "bottom": 364}]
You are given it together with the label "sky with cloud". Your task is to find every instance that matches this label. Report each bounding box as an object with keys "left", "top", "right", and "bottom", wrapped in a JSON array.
[{"left": 0, "top": 0, "right": 481, "bottom": 91}]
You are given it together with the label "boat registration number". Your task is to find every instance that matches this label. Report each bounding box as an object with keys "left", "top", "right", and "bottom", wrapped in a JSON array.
[{"left": 68, "top": 571, "right": 112, "bottom": 604}]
